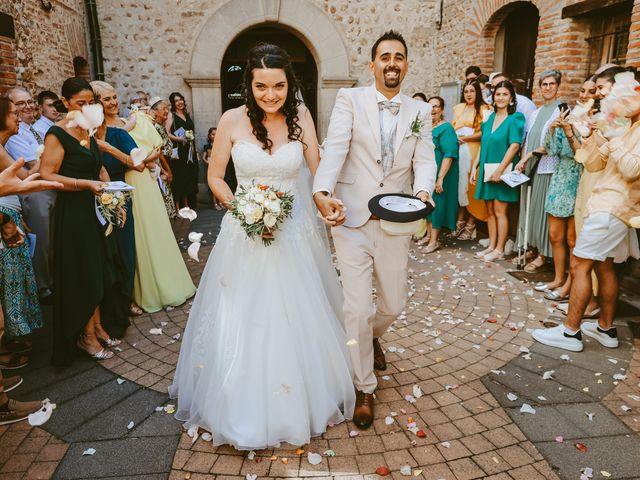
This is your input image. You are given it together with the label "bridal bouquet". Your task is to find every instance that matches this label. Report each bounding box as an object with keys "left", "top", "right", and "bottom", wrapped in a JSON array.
[{"left": 229, "top": 182, "right": 294, "bottom": 246}]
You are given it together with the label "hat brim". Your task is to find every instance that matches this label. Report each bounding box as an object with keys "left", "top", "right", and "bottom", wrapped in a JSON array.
[{"left": 368, "top": 193, "right": 433, "bottom": 223}]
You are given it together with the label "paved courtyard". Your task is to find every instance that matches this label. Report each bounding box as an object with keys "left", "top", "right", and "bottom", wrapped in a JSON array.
[{"left": 1, "top": 208, "right": 639, "bottom": 480}]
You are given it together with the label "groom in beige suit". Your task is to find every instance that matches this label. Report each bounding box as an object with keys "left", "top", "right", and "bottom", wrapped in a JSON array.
[{"left": 314, "top": 31, "right": 436, "bottom": 428}]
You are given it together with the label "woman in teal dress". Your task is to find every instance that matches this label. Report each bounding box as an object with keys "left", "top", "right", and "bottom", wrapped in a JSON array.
[
  {"left": 40, "top": 77, "right": 130, "bottom": 366},
  {"left": 471, "top": 80, "right": 525, "bottom": 262},
  {"left": 421, "top": 96, "right": 459, "bottom": 253}
]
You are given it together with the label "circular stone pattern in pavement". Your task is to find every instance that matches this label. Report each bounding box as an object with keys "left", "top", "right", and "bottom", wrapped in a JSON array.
[{"left": 104, "top": 242, "right": 561, "bottom": 480}]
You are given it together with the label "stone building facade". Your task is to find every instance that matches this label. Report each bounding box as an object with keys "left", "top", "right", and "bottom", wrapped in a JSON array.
[
  {"left": 0, "top": 0, "right": 90, "bottom": 95},
  {"left": 2, "top": 0, "right": 639, "bottom": 141}
]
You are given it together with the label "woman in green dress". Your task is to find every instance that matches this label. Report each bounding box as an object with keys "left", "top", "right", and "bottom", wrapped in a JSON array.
[
  {"left": 471, "top": 80, "right": 525, "bottom": 262},
  {"left": 420, "top": 96, "right": 459, "bottom": 253},
  {"left": 40, "top": 77, "right": 130, "bottom": 365}
]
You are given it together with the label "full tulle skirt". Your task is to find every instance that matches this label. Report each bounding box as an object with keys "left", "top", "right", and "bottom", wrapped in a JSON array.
[{"left": 169, "top": 202, "right": 355, "bottom": 450}]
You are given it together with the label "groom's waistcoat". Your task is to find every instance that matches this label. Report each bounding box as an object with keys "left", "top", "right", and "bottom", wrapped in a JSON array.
[{"left": 314, "top": 86, "right": 436, "bottom": 228}]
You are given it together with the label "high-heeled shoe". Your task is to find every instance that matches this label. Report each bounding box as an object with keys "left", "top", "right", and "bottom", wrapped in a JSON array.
[
  {"left": 98, "top": 336, "right": 122, "bottom": 348},
  {"left": 77, "top": 334, "right": 114, "bottom": 360},
  {"left": 458, "top": 223, "right": 477, "bottom": 240},
  {"left": 454, "top": 220, "right": 466, "bottom": 237}
]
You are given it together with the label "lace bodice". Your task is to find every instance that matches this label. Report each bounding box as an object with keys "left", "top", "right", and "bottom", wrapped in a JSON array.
[{"left": 231, "top": 140, "right": 303, "bottom": 192}]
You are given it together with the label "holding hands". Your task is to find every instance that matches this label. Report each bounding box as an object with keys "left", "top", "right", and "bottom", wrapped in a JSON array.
[{"left": 313, "top": 192, "right": 347, "bottom": 226}]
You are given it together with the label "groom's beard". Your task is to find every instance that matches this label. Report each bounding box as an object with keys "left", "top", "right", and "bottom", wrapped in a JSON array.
[{"left": 383, "top": 68, "right": 401, "bottom": 88}]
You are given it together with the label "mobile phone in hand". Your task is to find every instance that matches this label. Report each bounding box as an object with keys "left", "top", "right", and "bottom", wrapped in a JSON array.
[{"left": 558, "top": 102, "right": 569, "bottom": 114}]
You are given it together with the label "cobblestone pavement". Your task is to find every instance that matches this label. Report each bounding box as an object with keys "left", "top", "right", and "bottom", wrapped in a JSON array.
[{"left": 1, "top": 208, "right": 638, "bottom": 480}]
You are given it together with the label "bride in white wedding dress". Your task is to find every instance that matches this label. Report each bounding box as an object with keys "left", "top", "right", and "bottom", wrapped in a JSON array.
[{"left": 168, "top": 44, "right": 355, "bottom": 450}]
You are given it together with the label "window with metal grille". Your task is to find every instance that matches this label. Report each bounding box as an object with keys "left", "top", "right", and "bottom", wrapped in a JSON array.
[{"left": 586, "top": 24, "right": 630, "bottom": 76}]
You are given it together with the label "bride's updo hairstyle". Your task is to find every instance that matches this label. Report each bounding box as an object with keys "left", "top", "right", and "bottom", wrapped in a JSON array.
[{"left": 243, "top": 43, "right": 303, "bottom": 152}]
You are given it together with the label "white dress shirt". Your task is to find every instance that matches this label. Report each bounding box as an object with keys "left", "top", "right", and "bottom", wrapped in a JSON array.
[
  {"left": 32, "top": 116, "right": 55, "bottom": 141},
  {"left": 5, "top": 121, "right": 41, "bottom": 163},
  {"left": 375, "top": 88, "right": 402, "bottom": 176},
  {"left": 516, "top": 94, "right": 537, "bottom": 122}
]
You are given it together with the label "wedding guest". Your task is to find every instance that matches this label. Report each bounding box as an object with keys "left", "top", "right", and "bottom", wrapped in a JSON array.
[
  {"left": 540, "top": 101, "right": 583, "bottom": 301},
  {"left": 419, "top": 96, "right": 458, "bottom": 253},
  {"left": 0, "top": 96, "right": 42, "bottom": 366},
  {"left": 452, "top": 79, "right": 491, "bottom": 239},
  {"left": 203, "top": 127, "right": 223, "bottom": 209},
  {"left": 127, "top": 101, "right": 196, "bottom": 313},
  {"left": 149, "top": 98, "right": 178, "bottom": 219},
  {"left": 490, "top": 72, "right": 536, "bottom": 120},
  {"left": 477, "top": 74, "right": 492, "bottom": 104},
  {"left": 412, "top": 92, "right": 427, "bottom": 102},
  {"left": 166, "top": 92, "right": 199, "bottom": 209},
  {"left": 40, "top": 77, "right": 130, "bottom": 365},
  {"left": 465, "top": 65, "right": 481, "bottom": 81},
  {"left": 532, "top": 91, "right": 640, "bottom": 352},
  {"left": 33, "top": 91, "right": 61, "bottom": 139},
  {"left": 91, "top": 80, "right": 147, "bottom": 318},
  {"left": 471, "top": 80, "right": 525, "bottom": 261},
  {"left": 5, "top": 87, "right": 56, "bottom": 303},
  {"left": 514, "top": 70, "right": 563, "bottom": 273},
  {"left": 0, "top": 304, "right": 44, "bottom": 425}
]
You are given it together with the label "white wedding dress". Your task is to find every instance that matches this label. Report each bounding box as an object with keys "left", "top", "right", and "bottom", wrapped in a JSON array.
[{"left": 169, "top": 140, "right": 355, "bottom": 450}]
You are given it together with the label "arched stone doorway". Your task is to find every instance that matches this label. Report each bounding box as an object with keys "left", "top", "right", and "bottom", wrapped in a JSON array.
[
  {"left": 493, "top": 2, "right": 540, "bottom": 96},
  {"left": 184, "top": 0, "right": 355, "bottom": 145},
  {"left": 220, "top": 25, "right": 318, "bottom": 122}
]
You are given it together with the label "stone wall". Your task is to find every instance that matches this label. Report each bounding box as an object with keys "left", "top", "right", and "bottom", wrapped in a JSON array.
[{"left": 0, "top": 0, "right": 88, "bottom": 95}]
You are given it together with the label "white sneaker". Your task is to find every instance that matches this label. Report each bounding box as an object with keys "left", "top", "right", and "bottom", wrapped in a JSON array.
[
  {"left": 476, "top": 247, "right": 493, "bottom": 258},
  {"left": 532, "top": 325, "right": 584, "bottom": 352},
  {"left": 478, "top": 238, "right": 490, "bottom": 248},
  {"left": 581, "top": 322, "right": 619, "bottom": 348}
]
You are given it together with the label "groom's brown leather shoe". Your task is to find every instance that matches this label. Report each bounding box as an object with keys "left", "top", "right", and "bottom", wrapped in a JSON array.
[
  {"left": 373, "top": 338, "right": 387, "bottom": 371},
  {"left": 353, "top": 390, "right": 374, "bottom": 429}
]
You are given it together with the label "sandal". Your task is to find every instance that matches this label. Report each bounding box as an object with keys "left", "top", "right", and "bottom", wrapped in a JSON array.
[
  {"left": 454, "top": 220, "right": 465, "bottom": 237},
  {"left": 129, "top": 303, "right": 144, "bottom": 316},
  {"left": 1, "top": 338, "right": 32, "bottom": 354},
  {"left": 77, "top": 334, "right": 114, "bottom": 361},
  {"left": 416, "top": 235, "right": 431, "bottom": 246},
  {"left": 511, "top": 250, "right": 537, "bottom": 265},
  {"left": 0, "top": 353, "right": 29, "bottom": 370},
  {"left": 524, "top": 256, "right": 545, "bottom": 273},
  {"left": 424, "top": 242, "right": 441, "bottom": 254},
  {"left": 544, "top": 290, "right": 569, "bottom": 303},
  {"left": 458, "top": 223, "right": 477, "bottom": 241}
]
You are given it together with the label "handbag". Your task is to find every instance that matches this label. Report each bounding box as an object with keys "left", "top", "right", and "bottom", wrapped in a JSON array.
[{"left": 484, "top": 163, "right": 513, "bottom": 182}]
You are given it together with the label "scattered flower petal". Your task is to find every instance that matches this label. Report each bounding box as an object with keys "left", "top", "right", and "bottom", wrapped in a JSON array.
[
  {"left": 575, "top": 442, "right": 588, "bottom": 453},
  {"left": 127, "top": 421, "right": 134, "bottom": 430},
  {"left": 82, "top": 448, "right": 96, "bottom": 456},
  {"left": 520, "top": 403, "right": 536, "bottom": 414},
  {"left": 507, "top": 393, "right": 518, "bottom": 401},
  {"left": 542, "top": 370, "right": 555, "bottom": 380},
  {"left": 375, "top": 466, "right": 391, "bottom": 476},
  {"left": 149, "top": 327, "right": 162, "bottom": 335},
  {"left": 400, "top": 465, "right": 412, "bottom": 476}
]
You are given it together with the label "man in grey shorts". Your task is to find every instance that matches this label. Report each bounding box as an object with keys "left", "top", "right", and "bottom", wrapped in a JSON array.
[{"left": 532, "top": 96, "right": 640, "bottom": 352}]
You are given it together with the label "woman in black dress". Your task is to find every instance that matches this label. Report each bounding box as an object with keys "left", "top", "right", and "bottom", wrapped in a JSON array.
[
  {"left": 165, "top": 92, "right": 199, "bottom": 209},
  {"left": 40, "top": 77, "right": 130, "bottom": 366}
]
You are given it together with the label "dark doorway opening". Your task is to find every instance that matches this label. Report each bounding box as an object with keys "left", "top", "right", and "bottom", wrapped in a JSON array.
[
  {"left": 501, "top": 3, "right": 540, "bottom": 97},
  {"left": 221, "top": 25, "right": 318, "bottom": 123}
]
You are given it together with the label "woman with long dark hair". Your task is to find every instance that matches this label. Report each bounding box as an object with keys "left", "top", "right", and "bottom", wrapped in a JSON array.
[
  {"left": 471, "top": 80, "right": 525, "bottom": 262},
  {"left": 452, "top": 79, "right": 491, "bottom": 240},
  {"left": 166, "top": 92, "right": 199, "bottom": 209},
  {"left": 170, "top": 43, "right": 354, "bottom": 450},
  {"left": 39, "top": 78, "right": 130, "bottom": 365}
]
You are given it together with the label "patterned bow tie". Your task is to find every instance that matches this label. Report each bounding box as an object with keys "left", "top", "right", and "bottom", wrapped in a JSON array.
[{"left": 378, "top": 100, "right": 400, "bottom": 116}]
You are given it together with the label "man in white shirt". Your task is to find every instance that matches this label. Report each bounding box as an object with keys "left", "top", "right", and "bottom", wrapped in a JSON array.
[
  {"left": 5, "top": 87, "right": 56, "bottom": 302},
  {"left": 490, "top": 72, "right": 537, "bottom": 121},
  {"left": 32, "top": 91, "right": 61, "bottom": 140}
]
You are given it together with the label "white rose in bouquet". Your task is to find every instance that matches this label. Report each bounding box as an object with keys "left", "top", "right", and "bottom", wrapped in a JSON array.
[
  {"left": 243, "top": 203, "right": 263, "bottom": 225},
  {"left": 254, "top": 193, "right": 265, "bottom": 204},
  {"left": 264, "top": 213, "right": 277, "bottom": 228},
  {"left": 265, "top": 199, "right": 281, "bottom": 215}
]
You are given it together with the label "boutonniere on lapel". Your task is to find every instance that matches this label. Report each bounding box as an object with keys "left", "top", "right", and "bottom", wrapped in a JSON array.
[{"left": 405, "top": 113, "right": 424, "bottom": 139}]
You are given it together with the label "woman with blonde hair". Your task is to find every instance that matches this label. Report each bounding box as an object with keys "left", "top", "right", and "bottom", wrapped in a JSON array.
[{"left": 115, "top": 87, "right": 195, "bottom": 313}]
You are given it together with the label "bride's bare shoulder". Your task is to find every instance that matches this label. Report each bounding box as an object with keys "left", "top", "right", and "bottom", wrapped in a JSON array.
[{"left": 219, "top": 106, "right": 247, "bottom": 125}]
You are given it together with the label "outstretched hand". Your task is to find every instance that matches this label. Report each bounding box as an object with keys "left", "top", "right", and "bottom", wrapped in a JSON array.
[
  {"left": 0, "top": 158, "right": 63, "bottom": 197},
  {"left": 313, "top": 192, "right": 347, "bottom": 226}
]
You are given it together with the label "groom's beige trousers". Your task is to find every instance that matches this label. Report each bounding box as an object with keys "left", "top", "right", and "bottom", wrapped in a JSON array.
[{"left": 332, "top": 219, "right": 410, "bottom": 394}]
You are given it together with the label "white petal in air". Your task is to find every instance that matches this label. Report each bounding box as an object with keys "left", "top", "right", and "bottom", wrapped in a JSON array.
[
  {"left": 188, "top": 242, "right": 201, "bottom": 262},
  {"left": 188, "top": 232, "right": 203, "bottom": 243},
  {"left": 178, "top": 207, "right": 198, "bottom": 221}
]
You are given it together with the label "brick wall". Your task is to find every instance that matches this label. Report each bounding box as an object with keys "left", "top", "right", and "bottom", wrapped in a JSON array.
[
  {"left": 626, "top": 0, "right": 640, "bottom": 66},
  {"left": 0, "top": 0, "right": 88, "bottom": 97},
  {"left": 0, "top": 36, "right": 18, "bottom": 94}
]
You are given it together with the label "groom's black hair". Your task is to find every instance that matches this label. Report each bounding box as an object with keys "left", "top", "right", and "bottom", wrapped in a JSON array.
[{"left": 371, "top": 30, "right": 407, "bottom": 61}]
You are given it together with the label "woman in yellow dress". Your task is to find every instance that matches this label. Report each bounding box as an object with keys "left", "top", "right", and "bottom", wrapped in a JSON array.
[
  {"left": 452, "top": 80, "right": 491, "bottom": 240},
  {"left": 122, "top": 94, "right": 196, "bottom": 312}
]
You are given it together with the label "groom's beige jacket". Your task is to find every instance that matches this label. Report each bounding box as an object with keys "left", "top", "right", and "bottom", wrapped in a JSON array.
[{"left": 313, "top": 85, "right": 437, "bottom": 225}]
